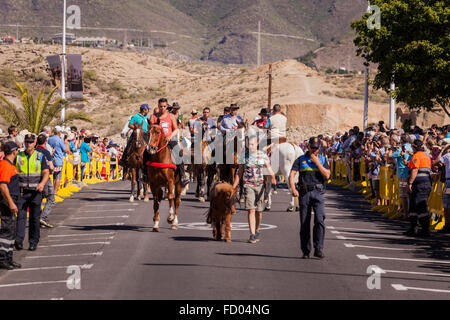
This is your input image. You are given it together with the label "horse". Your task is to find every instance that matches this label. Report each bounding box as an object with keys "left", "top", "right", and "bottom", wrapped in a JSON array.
[
  {"left": 216, "top": 122, "right": 246, "bottom": 202},
  {"left": 193, "top": 121, "right": 217, "bottom": 202},
  {"left": 206, "top": 182, "right": 237, "bottom": 242},
  {"left": 146, "top": 124, "right": 182, "bottom": 231},
  {"left": 266, "top": 142, "right": 304, "bottom": 212},
  {"left": 127, "top": 124, "right": 149, "bottom": 202}
]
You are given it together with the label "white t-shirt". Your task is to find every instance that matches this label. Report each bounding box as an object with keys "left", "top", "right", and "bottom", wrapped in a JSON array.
[
  {"left": 109, "top": 147, "right": 119, "bottom": 160},
  {"left": 269, "top": 113, "right": 287, "bottom": 139},
  {"left": 440, "top": 153, "right": 450, "bottom": 179}
]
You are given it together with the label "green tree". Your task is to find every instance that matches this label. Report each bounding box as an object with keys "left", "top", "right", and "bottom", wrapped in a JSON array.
[
  {"left": 351, "top": 0, "right": 449, "bottom": 116},
  {"left": 0, "top": 82, "right": 92, "bottom": 134}
]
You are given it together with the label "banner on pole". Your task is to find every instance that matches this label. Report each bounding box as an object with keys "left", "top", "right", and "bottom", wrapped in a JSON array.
[
  {"left": 66, "top": 54, "right": 83, "bottom": 99},
  {"left": 46, "top": 55, "right": 62, "bottom": 86}
]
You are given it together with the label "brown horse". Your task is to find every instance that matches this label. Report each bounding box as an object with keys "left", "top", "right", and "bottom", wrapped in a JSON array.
[
  {"left": 193, "top": 121, "right": 217, "bottom": 202},
  {"left": 217, "top": 122, "right": 246, "bottom": 202},
  {"left": 147, "top": 124, "right": 182, "bottom": 231},
  {"left": 127, "top": 124, "right": 149, "bottom": 202},
  {"left": 207, "top": 182, "right": 237, "bottom": 242}
]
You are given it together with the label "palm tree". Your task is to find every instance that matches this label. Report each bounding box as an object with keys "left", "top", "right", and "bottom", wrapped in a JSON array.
[{"left": 0, "top": 82, "right": 92, "bottom": 134}]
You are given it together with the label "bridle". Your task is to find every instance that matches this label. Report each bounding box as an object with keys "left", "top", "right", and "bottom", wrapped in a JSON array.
[{"left": 148, "top": 124, "right": 169, "bottom": 154}]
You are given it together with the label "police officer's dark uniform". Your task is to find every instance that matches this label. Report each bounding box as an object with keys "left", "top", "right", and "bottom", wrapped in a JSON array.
[
  {"left": 0, "top": 142, "right": 21, "bottom": 269},
  {"left": 405, "top": 139, "right": 432, "bottom": 237},
  {"left": 15, "top": 134, "right": 50, "bottom": 251},
  {"left": 291, "top": 137, "right": 330, "bottom": 259}
]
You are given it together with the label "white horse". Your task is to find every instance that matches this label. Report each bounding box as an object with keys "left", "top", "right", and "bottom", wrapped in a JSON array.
[
  {"left": 266, "top": 142, "right": 304, "bottom": 212},
  {"left": 121, "top": 115, "right": 133, "bottom": 139}
]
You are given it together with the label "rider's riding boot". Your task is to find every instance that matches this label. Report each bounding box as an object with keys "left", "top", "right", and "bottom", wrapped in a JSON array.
[{"left": 178, "top": 163, "right": 189, "bottom": 187}]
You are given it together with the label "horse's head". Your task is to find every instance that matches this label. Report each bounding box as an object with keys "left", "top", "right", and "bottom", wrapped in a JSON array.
[
  {"left": 147, "top": 124, "right": 166, "bottom": 155},
  {"left": 131, "top": 123, "right": 145, "bottom": 149}
]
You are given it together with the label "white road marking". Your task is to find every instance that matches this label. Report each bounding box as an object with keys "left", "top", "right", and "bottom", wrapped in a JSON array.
[
  {"left": 69, "top": 215, "right": 129, "bottom": 220},
  {"left": 48, "top": 236, "right": 115, "bottom": 242},
  {"left": 357, "top": 255, "right": 450, "bottom": 264},
  {"left": 0, "top": 280, "right": 68, "bottom": 288},
  {"left": 327, "top": 226, "right": 400, "bottom": 235},
  {"left": 50, "top": 298, "right": 64, "bottom": 300},
  {"left": 344, "top": 243, "right": 416, "bottom": 251},
  {"left": 38, "top": 242, "right": 110, "bottom": 248},
  {"left": 178, "top": 222, "right": 278, "bottom": 231},
  {"left": 375, "top": 267, "right": 450, "bottom": 278},
  {"left": 49, "top": 232, "right": 116, "bottom": 238},
  {"left": 333, "top": 231, "right": 407, "bottom": 239},
  {"left": 58, "top": 223, "right": 125, "bottom": 228},
  {"left": 26, "top": 252, "right": 103, "bottom": 259},
  {"left": 84, "top": 203, "right": 139, "bottom": 207},
  {"left": 12, "top": 264, "right": 93, "bottom": 272},
  {"left": 392, "top": 284, "right": 450, "bottom": 294},
  {"left": 336, "top": 235, "right": 368, "bottom": 241},
  {"left": 80, "top": 209, "right": 135, "bottom": 213}
]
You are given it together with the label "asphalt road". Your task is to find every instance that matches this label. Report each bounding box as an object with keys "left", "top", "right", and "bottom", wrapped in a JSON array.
[{"left": 0, "top": 180, "right": 448, "bottom": 300}]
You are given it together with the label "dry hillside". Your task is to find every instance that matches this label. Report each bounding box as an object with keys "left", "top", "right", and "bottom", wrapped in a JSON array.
[{"left": 0, "top": 43, "right": 398, "bottom": 143}]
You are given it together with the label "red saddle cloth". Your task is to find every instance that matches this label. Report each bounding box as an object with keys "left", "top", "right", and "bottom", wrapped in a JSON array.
[{"left": 146, "top": 161, "right": 177, "bottom": 169}]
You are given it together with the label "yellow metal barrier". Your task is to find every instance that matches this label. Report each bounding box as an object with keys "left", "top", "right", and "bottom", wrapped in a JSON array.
[{"left": 332, "top": 159, "right": 446, "bottom": 225}]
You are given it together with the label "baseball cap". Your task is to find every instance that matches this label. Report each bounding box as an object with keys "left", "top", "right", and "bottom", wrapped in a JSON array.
[
  {"left": 309, "top": 136, "right": 320, "bottom": 149},
  {"left": 140, "top": 104, "right": 150, "bottom": 111},
  {"left": 24, "top": 133, "right": 36, "bottom": 143},
  {"left": 3, "top": 141, "right": 18, "bottom": 154},
  {"left": 54, "top": 125, "right": 63, "bottom": 133}
]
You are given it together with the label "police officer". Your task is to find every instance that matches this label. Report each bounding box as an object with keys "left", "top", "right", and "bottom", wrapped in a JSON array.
[
  {"left": 0, "top": 141, "right": 21, "bottom": 269},
  {"left": 14, "top": 134, "right": 50, "bottom": 251},
  {"left": 405, "top": 139, "right": 432, "bottom": 237},
  {"left": 289, "top": 137, "right": 331, "bottom": 259}
]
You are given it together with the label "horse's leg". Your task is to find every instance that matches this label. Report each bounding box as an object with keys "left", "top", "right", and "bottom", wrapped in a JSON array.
[
  {"left": 198, "top": 168, "right": 206, "bottom": 203},
  {"left": 284, "top": 164, "right": 296, "bottom": 212},
  {"left": 265, "top": 176, "right": 272, "bottom": 211},
  {"left": 206, "top": 165, "right": 214, "bottom": 201},
  {"left": 137, "top": 169, "right": 142, "bottom": 201},
  {"left": 215, "top": 219, "right": 222, "bottom": 241},
  {"left": 220, "top": 217, "right": 226, "bottom": 240},
  {"left": 153, "top": 186, "right": 162, "bottom": 232},
  {"left": 172, "top": 178, "right": 182, "bottom": 230},
  {"left": 129, "top": 169, "right": 135, "bottom": 202},
  {"left": 144, "top": 182, "right": 149, "bottom": 202},
  {"left": 167, "top": 170, "right": 176, "bottom": 227}
]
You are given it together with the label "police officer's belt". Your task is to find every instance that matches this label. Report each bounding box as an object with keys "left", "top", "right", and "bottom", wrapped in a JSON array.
[
  {"left": 298, "top": 184, "right": 325, "bottom": 192},
  {"left": 417, "top": 168, "right": 431, "bottom": 178}
]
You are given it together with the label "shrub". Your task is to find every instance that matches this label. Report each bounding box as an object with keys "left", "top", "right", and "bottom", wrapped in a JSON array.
[
  {"left": 0, "top": 68, "right": 16, "bottom": 89},
  {"left": 83, "top": 70, "right": 99, "bottom": 82}
]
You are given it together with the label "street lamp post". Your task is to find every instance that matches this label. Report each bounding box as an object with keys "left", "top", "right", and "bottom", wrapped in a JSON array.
[
  {"left": 363, "top": 0, "right": 371, "bottom": 130},
  {"left": 61, "top": 0, "right": 67, "bottom": 124}
]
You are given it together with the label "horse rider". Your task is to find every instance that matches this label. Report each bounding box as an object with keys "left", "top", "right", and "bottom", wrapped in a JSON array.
[
  {"left": 268, "top": 104, "right": 287, "bottom": 145},
  {"left": 252, "top": 108, "right": 270, "bottom": 130},
  {"left": 217, "top": 106, "right": 231, "bottom": 127},
  {"left": 150, "top": 98, "right": 189, "bottom": 187},
  {"left": 118, "top": 104, "right": 150, "bottom": 168}
]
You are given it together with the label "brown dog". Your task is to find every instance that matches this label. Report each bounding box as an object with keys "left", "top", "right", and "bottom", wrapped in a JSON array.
[{"left": 207, "top": 182, "right": 237, "bottom": 242}]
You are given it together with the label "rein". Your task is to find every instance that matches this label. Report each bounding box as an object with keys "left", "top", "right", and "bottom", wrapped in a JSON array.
[{"left": 150, "top": 125, "right": 169, "bottom": 153}]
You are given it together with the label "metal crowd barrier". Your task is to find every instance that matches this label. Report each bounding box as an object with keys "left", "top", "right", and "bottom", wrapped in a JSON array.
[{"left": 329, "top": 156, "right": 445, "bottom": 230}]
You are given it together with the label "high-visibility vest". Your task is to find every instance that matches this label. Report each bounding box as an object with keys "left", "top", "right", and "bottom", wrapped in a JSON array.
[{"left": 16, "top": 150, "right": 42, "bottom": 189}]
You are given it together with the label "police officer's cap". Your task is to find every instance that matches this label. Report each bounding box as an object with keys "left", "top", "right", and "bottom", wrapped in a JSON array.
[
  {"left": 309, "top": 136, "right": 320, "bottom": 149},
  {"left": 24, "top": 134, "right": 36, "bottom": 143},
  {"left": 3, "top": 141, "right": 18, "bottom": 154}
]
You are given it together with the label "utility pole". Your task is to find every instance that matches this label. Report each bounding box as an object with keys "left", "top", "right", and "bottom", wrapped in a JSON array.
[
  {"left": 257, "top": 21, "right": 261, "bottom": 66},
  {"left": 268, "top": 64, "right": 272, "bottom": 111},
  {"left": 389, "top": 79, "right": 396, "bottom": 129},
  {"left": 363, "top": 0, "right": 371, "bottom": 130},
  {"left": 16, "top": 23, "right": 18, "bottom": 42},
  {"left": 61, "top": 0, "right": 67, "bottom": 124}
]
